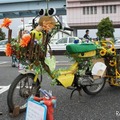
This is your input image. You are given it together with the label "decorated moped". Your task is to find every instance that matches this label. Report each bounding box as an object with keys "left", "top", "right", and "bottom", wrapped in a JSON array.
[{"left": 2, "top": 9, "right": 107, "bottom": 114}]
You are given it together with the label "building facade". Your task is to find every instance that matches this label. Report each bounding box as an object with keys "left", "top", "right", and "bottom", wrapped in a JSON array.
[{"left": 66, "top": 0, "right": 120, "bottom": 29}]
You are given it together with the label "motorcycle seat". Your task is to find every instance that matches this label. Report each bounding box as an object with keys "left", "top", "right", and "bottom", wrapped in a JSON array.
[{"left": 66, "top": 43, "right": 97, "bottom": 54}]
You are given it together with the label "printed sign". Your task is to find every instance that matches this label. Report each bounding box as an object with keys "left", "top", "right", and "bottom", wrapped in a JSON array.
[{"left": 25, "top": 98, "right": 47, "bottom": 120}]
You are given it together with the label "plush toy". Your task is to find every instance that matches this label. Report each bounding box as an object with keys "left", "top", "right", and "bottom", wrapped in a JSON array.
[
  {"left": 31, "top": 15, "right": 56, "bottom": 41},
  {"left": 31, "top": 25, "right": 43, "bottom": 41},
  {"left": 38, "top": 16, "right": 56, "bottom": 32}
]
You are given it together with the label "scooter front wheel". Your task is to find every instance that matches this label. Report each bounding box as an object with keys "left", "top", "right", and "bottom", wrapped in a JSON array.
[
  {"left": 82, "top": 77, "right": 106, "bottom": 95},
  {"left": 7, "top": 73, "right": 40, "bottom": 113}
]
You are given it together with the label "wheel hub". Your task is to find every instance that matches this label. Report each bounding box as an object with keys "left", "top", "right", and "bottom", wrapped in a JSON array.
[{"left": 19, "top": 87, "right": 31, "bottom": 98}]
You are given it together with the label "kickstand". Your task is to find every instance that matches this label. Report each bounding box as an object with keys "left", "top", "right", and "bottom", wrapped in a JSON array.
[
  {"left": 70, "top": 87, "right": 82, "bottom": 99},
  {"left": 9, "top": 106, "right": 20, "bottom": 117},
  {"left": 0, "top": 112, "right": 3, "bottom": 115}
]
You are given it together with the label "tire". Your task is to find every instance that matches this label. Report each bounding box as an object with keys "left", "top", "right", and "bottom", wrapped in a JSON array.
[
  {"left": 7, "top": 73, "right": 40, "bottom": 113},
  {"left": 82, "top": 77, "right": 106, "bottom": 95},
  {"left": 11, "top": 63, "right": 15, "bottom": 67}
]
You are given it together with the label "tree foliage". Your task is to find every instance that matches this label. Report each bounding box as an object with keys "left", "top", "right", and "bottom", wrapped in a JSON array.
[
  {"left": 97, "top": 17, "right": 114, "bottom": 40},
  {"left": 0, "top": 28, "right": 6, "bottom": 40}
]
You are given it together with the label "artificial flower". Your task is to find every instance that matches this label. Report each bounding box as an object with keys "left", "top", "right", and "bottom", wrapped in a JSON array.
[
  {"left": 5, "top": 43, "right": 12, "bottom": 56},
  {"left": 116, "top": 70, "right": 120, "bottom": 76},
  {"left": 42, "top": 21, "right": 54, "bottom": 32},
  {"left": 101, "top": 43, "right": 107, "bottom": 47},
  {"left": 1, "top": 18, "right": 12, "bottom": 28},
  {"left": 109, "top": 60, "right": 116, "bottom": 67},
  {"left": 19, "top": 34, "right": 31, "bottom": 47},
  {"left": 100, "top": 48, "right": 107, "bottom": 56},
  {"left": 109, "top": 47, "right": 116, "bottom": 56}
]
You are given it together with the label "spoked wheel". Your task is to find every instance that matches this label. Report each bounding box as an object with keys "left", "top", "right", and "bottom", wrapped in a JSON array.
[
  {"left": 82, "top": 77, "right": 106, "bottom": 95},
  {"left": 7, "top": 73, "right": 40, "bottom": 113}
]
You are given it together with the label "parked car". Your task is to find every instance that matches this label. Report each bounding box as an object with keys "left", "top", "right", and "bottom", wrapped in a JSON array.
[
  {"left": 0, "top": 39, "right": 8, "bottom": 52},
  {"left": 50, "top": 36, "right": 81, "bottom": 51}
]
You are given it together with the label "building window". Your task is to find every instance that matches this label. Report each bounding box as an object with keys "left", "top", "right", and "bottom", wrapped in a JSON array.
[
  {"left": 83, "top": 6, "right": 97, "bottom": 15},
  {"left": 87, "top": 7, "right": 89, "bottom": 14},
  {"left": 91, "top": 6, "right": 93, "bottom": 14},
  {"left": 94, "top": 6, "right": 97, "bottom": 14},
  {"left": 102, "top": 5, "right": 116, "bottom": 14},
  {"left": 102, "top": 6, "right": 104, "bottom": 14},
  {"left": 110, "top": 6, "right": 112, "bottom": 13},
  {"left": 106, "top": 6, "right": 108, "bottom": 13},
  {"left": 83, "top": 7, "right": 85, "bottom": 15},
  {"left": 114, "top": 5, "right": 116, "bottom": 13}
]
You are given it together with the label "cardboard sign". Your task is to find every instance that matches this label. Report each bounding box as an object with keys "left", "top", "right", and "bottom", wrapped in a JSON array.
[
  {"left": 25, "top": 98, "right": 47, "bottom": 120},
  {"left": 92, "top": 62, "right": 106, "bottom": 77}
]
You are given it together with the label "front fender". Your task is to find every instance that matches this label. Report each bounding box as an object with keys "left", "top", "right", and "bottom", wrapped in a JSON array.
[{"left": 18, "top": 69, "right": 35, "bottom": 75}]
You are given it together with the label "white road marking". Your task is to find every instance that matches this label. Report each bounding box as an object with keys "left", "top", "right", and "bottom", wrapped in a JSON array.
[
  {"left": 56, "top": 61, "right": 68, "bottom": 63},
  {"left": 0, "top": 61, "right": 9, "bottom": 65},
  {"left": 0, "top": 85, "right": 10, "bottom": 94}
]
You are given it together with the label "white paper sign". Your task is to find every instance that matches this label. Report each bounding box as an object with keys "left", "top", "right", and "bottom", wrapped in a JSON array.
[
  {"left": 92, "top": 62, "right": 106, "bottom": 76},
  {"left": 25, "top": 100, "right": 47, "bottom": 120}
]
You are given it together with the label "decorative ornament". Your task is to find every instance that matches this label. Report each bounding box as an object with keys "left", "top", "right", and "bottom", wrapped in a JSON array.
[
  {"left": 100, "top": 48, "right": 107, "bottom": 56},
  {"left": 19, "top": 34, "right": 31, "bottom": 47},
  {"left": 1, "top": 18, "right": 12, "bottom": 29},
  {"left": 5, "top": 43, "right": 12, "bottom": 56},
  {"left": 109, "top": 60, "right": 116, "bottom": 67},
  {"left": 39, "top": 16, "right": 56, "bottom": 32},
  {"left": 109, "top": 47, "right": 116, "bottom": 56}
]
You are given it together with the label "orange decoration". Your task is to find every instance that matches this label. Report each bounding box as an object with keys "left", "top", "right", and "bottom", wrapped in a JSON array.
[
  {"left": 42, "top": 21, "right": 54, "bottom": 32},
  {"left": 5, "top": 43, "right": 12, "bottom": 56},
  {"left": 1, "top": 18, "right": 12, "bottom": 28},
  {"left": 20, "top": 34, "right": 31, "bottom": 47}
]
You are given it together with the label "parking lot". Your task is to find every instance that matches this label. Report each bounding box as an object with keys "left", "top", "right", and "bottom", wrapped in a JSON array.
[{"left": 0, "top": 56, "right": 120, "bottom": 120}]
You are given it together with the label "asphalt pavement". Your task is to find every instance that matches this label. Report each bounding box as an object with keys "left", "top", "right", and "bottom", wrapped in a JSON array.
[{"left": 0, "top": 56, "right": 120, "bottom": 120}]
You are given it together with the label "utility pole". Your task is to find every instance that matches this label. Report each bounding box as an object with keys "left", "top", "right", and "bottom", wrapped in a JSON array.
[{"left": 21, "top": 17, "right": 25, "bottom": 30}]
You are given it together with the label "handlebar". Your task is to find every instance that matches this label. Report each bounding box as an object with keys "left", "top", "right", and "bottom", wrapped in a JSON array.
[
  {"left": 39, "top": 88, "right": 52, "bottom": 98},
  {"left": 63, "top": 27, "right": 73, "bottom": 31}
]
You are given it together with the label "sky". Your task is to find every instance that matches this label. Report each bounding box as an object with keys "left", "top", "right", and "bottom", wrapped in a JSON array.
[{"left": 0, "top": 16, "right": 120, "bottom": 39}]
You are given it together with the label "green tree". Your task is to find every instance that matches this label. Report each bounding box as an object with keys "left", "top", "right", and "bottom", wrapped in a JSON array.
[
  {"left": 0, "top": 28, "right": 6, "bottom": 40},
  {"left": 97, "top": 17, "right": 114, "bottom": 40}
]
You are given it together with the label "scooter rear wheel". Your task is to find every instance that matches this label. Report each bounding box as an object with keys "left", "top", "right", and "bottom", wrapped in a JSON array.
[{"left": 82, "top": 77, "right": 106, "bottom": 95}]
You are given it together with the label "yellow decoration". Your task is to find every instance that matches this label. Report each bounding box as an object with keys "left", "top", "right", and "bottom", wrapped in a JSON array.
[
  {"left": 100, "top": 48, "right": 107, "bottom": 56},
  {"left": 34, "top": 74, "right": 39, "bottom": 82},
  {"left": 52, "top": 62, "right": 78, "bottom": 87},
  {"left": 72, "top": 50, "right": 96, "bottom": 58},
  {"left": 78, "top": 50, "right": 96, "bottom": 57},
  {"left": 101, "top": 43, "right": 107, "bottom": 47},
  {"left": 57, "top": 74, "right": 74, "bottom": 87},
  {"left": 109, "top": 47, "right": 116, "bottom": 56},
  {"left": 109, "top": 60, "right": 116, "bottom": 67},
  {"left": 31, "top": 30, "right": 43, "bottom": 41},
  {"left": 68, "top": 62, "right": 78, "bottom": 72}
]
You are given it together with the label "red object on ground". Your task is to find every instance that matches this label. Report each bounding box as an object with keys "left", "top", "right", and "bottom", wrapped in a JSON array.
[{"left": 34, "top": 96, "right": 56, "bottom": 120}]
